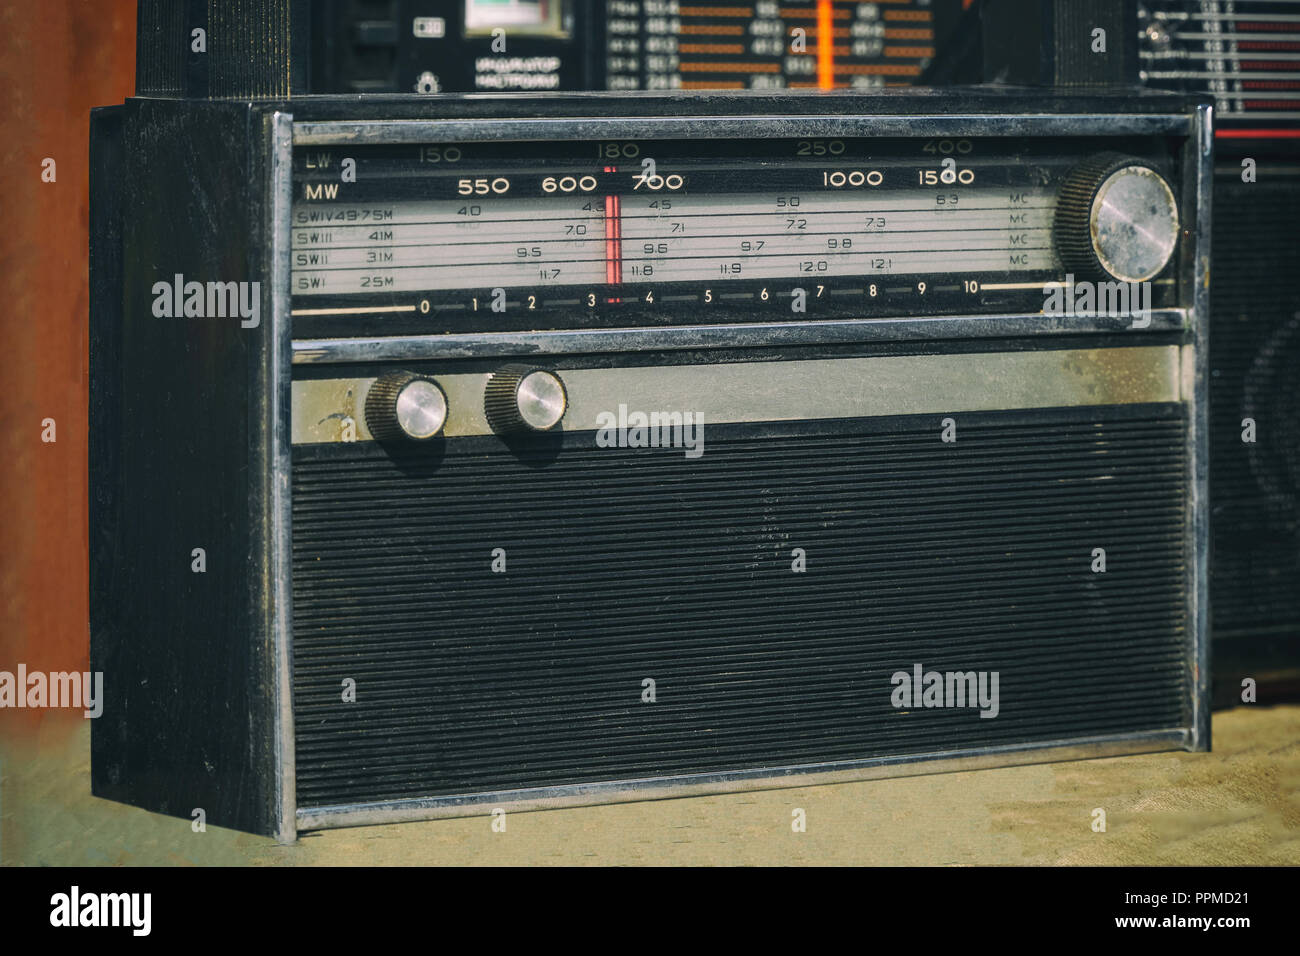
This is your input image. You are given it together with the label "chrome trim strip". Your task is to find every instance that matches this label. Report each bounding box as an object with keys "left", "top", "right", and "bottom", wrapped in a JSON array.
[
  {"left": 292, "top": 345, "right": 1182, "bottom": 444},
  {"left": 269, "top": 112, "right": 298, "bottom": 845},
  {"left": 293, "top": 113, "right": 1194, "bottom": 145},
  {"left": 1189, "top": 104, "right": 1214, "bottom": 752},
  {"left": 291, "top": 310, "right": 1189, "bottom": 364},
  {"left": 295, "top": 730, "right": 1190, "bottom": 830}
]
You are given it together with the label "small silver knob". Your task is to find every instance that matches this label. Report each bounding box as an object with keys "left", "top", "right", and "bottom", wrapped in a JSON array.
[
  {"left": 484, "top": 365, "right": 567, "bottom": 434},
  {"left": 1055, "top": 154, "right": 1180, "bottom": 283},
  {"left": 365, "top": 372, "right": 447, "bottom": 441}
]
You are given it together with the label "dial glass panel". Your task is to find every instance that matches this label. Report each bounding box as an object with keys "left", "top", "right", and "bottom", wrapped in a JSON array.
[{"left": 291, "top": 135, "right": 1180, "bottom": 335}]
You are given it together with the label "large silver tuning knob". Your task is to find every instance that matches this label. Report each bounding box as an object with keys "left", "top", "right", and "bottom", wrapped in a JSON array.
[
  {"left": 1054, "top": 154, "right": 1180, "bottom": 283},
  {"left": 484, "top": 365, "right": 567, "bottom": 434},
  {"left": 365, "top": 371, "right": 448, "bottom": 441}
]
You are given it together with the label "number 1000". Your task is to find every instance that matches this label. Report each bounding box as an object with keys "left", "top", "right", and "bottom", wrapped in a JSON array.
[{"left": 823, "top": 170, "right": 883, "bottom": 188}]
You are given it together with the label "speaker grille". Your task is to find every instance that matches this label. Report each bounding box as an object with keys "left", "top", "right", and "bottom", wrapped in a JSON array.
[
  {"left": 291, "top": 407, "right": 1190, "bottom": 808},
  {"left": 135, "top": 1, "right": 187, "bottom": 96},
  {"left": 1209, "top": 174, "right": 1300, "bottom": 639},
  {"left": 207, "top": 0, "right": 295, "bottom": 98}
]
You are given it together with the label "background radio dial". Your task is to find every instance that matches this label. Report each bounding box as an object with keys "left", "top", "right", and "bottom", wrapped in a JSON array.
[
  {"left": 365, "top": 372, "right": 448, "bottom": 441},
  {"left": 1054, "top": 154, "right": 1180, "bottom": 283},
  {"left": 485, "top": 365, "right": 568, "bottom": 434}
]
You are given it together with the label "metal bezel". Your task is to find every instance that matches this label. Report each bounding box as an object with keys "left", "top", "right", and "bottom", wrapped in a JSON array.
[
  {"left": 293, "top": 112, "right": 1193, "bottom": 146},
  {"left": 269, "top": 111, "right": 296, "bottom": 845},
  {"left": 297, "top": 730, "right": 1189, "bottom": 831},
  {"left": 271, "top": 105, "right": 1212, "bottom": 835}
]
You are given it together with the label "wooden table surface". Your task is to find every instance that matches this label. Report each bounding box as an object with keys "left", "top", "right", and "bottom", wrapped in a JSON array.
[{"left": 3, "top": 704, "right": 1296, "bottom": 866}]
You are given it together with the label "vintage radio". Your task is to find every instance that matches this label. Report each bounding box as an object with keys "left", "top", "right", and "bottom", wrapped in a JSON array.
[{"left": 89, "top": 91, "right": 1211, "bottom": 840}]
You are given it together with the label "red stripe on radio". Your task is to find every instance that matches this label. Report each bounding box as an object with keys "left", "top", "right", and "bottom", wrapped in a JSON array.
[
  {"left": 1216, "top": 129, "right": 1300, "bottom": 139},
  {"left": 604, "top": 193, "right": 623, "bottom": 286}
]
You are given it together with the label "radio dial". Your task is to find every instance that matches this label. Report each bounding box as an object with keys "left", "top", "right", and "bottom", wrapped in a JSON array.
[
  {"left": 365, "top": 372, "right": 448, "bottom": 441},
  {"left": 485, "top": 365, "right": 568, "bottom": 434},
  {"left": 1054, "top": 154, "right": 1180, "bottom": 283}
]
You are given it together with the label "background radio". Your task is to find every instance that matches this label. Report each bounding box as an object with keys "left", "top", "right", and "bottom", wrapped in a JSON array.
[
  {"left": 134, "top": 0, "right": 980, "bottom": 97},
  {"left": 1137, "top": 0, "right": 1300, "bottom": 134},
  {"left": 90, "top": 92, "right": 1211, "bottom": 839}
]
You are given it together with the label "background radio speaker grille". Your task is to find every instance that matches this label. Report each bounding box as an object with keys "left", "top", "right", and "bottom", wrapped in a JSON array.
[
  {"left": 291, "top": 407, "right": 1190, "bottom": 808},
  {"left": 1209, "top": 172, "right": 1300, "bottom": 641},
  {"left": 135, "top": 0, "right": 307, "bottom": 98}
]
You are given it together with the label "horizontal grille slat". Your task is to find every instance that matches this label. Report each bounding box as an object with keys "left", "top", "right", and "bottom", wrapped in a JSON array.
[{"left": 292, "top": 407, "right": 1190, "bottom": 807}]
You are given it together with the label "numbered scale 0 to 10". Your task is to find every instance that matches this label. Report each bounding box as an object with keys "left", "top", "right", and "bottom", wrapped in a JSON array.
[{"left": 290, "top": 148, "right": 1062, "bottom": 319}]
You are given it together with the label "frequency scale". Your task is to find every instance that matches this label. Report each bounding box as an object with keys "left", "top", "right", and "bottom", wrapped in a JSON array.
[{"left": 290, "top": 133, "right": 1181, "bottom": 334}]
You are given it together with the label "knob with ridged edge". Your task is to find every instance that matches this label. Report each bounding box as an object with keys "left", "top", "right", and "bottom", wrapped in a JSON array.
[
  {"left": 484, "top": 365, "right": 567, "bottom": 435},
  {"left": 1053, "top": 154, "right": 1180, "bottom": 284},
  {"left": 365, "top": 372, "right": 448, "bottom": 442}
]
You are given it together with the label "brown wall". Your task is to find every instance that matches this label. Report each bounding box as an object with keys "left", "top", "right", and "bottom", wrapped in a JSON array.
[{"left": 0, "top": 1, "right": 137, "bottom": 734}]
